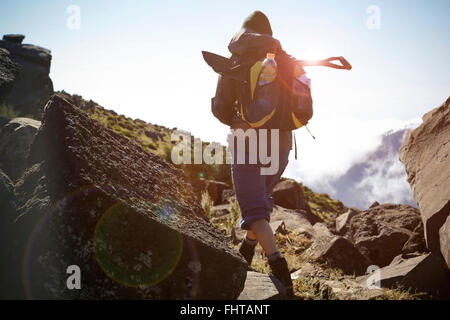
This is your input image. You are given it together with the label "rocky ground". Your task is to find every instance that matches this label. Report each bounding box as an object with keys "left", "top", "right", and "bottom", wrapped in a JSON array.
[
  {"left": 0, "top": 33, "right": 449, "bottom": 300},
  {"left": 204, "top": 191, "right": 449, "bottom": 299}
]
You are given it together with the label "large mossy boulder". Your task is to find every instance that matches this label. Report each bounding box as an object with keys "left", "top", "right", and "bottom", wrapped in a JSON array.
[{"left": 5, "top": 94, "right": 247, "bottom": 299}]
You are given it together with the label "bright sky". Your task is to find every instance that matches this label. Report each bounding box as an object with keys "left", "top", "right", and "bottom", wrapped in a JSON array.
[{"left": 1, "top": 0, "right": 449, "bottom": 188}]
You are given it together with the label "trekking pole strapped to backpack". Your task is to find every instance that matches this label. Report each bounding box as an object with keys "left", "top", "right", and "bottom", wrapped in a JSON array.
[{"left": 202, "top": 50, "right": 351, "bottom": 131}]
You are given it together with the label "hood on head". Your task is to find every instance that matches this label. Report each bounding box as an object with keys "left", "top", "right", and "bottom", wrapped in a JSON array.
[
  {"left": 241, "top": 10, "right": 273, "bottom": 36},
  {"left": 228, "top": 28, "right": 282, "bottom": 57}
]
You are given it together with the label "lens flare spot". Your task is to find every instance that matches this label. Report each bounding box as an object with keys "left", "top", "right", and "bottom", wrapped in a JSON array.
[{"left": 94, "top": 200, "right": 183, "bottom": 287}]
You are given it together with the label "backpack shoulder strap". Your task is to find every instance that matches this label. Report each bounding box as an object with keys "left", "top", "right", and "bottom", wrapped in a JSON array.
[
  {"left": 249, "top": 60, "right": 263, "bottom": 100},
  {"left": 232, "top": 54, "right": 263, "bottom": 107}
]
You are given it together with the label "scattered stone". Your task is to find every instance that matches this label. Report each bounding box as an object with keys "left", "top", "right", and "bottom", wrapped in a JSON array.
[
  {"left": 369, "top": 201, "right": 380, "bottom": 209},
  {"left": 271, "top": 205, "right": 316, "bottom": 232},
  {"left": 335, "top": 208, "right": 359, "bottom": 235},
  {"left": 312, "top": 223, "right": 333, "bottom": 238},
  {"left": 305, "top": 236, "right": 369, "bottom": 275},
  {"left": 389, "top": 252, "right": 424, "bottom": 266},
  {"left": 402, "top": 223, "right": 428, "bottom": 254},
  {"left": 270, "top": 220, "right": 286, "bottom": 235},
  {"left": 209, "top": 205, "right": 233, "bottom": 232},
  {"left": 291, "top": 262, "right": 318, "bottom": 280},
  {"left": 238, "top": 271, "right": 286, "bottom": 300},
  {"left": 357, "top": 253, "right": 450, "bottom": 298},
  {"left": 318, "top": 278, "right": 384, "bottom": 300},
  {"left": 205, "top": 180, "right": 230, "bottom": 205},
  {"left": 193, "top": 179, "right": 230, "bottom": 205},
  {"left": 221, "top": 188, "right": 235, "bottom": 204},
  {"left": 344, "top": 203, "right": 424, "bottom": 267},
  {"left": 231, "top": 228, "right": 246, "bottom": 245},
  {"left": 273, "top": 180, "right": 314, "bottom": 218},
  {"left": 299, "top": 208, "right": 324, "bottom": 226},
  {"left": 291, "top": 262, "right": 384, "bottom": 300}
]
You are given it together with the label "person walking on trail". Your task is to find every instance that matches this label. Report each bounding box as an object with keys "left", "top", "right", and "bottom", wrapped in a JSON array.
[
  {"left": 207, "top": 10, "right": 351, "bottom": 298},
  {"left": 213, "top": 11, "right": 296, "bottom": 297}
]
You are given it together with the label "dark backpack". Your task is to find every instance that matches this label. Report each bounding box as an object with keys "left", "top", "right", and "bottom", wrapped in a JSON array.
[{"left": 206, "top": 51, "right": 313, "bottom": 130}]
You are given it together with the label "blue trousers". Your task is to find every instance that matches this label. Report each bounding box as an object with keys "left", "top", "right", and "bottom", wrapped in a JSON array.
[{"left": 231, "top": 149, "right": 290, "bottom": 230}]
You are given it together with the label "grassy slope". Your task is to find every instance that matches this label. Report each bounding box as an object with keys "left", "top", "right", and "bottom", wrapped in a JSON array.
[
  {"left": 59, "top": 91, "right": 353, "bottom": 221},
  {"left": 300, "top": 182, "right": 354, "bottom": 222},
  {"left": 59, "top": 91, "right": 232, "bottom": 185},
  {"left": 59, "top": 91, "right": 173, "bottom": 157}
]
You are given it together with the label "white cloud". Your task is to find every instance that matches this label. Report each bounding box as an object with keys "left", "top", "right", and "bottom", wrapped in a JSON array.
[
  {"left": 283, "top": 116, "right": 420, "bottom": 186},
  {"left": 350, "top": 130, "right": 416, "bottom": 207}
]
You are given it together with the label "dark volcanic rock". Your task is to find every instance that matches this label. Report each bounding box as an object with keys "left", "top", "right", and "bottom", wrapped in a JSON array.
[
  {"left": 399, "top": 98, "right": 450, "bottom": 267},
  {"left": 205, "top": 180, "right": 230, "bottom": 205},
  {"left": 270, "top": 205, "right": 315, "bottom": 235},
  {"left": 0, "top": 169, "right": 20, "bottom": 298},
  {"left": 221, "top": 189, "right": 235, "bottom": 204},
  {"left": 3, "top": 34, "right": 25, "bottom": 45},
  {"left": 344, "top": 203, "right": 425, "bottom": 267},
  {"left": 8, "top": 94, "right": 246, "bottom": 299},
  {"left": 0, "top": 117, "right": 41, "bottom": 181},
  {"left": 192, "top": 179, "right": 230, "bottom": 205},
  {"left": 273, "top": 180, "right": 314, "bottom": 217},
  {"left": 335, "top": 208, "right": 359, "bottom": 235},
  {"left": 0, "top": 34, "right": 53, "bottom": 119},
  {"left": 0, "top": 168, "right": 14, "bottom": 207},
  {"left": 291, "top": 262, "right": 384, "bottom": 300},
  {"left": 357, "top": 253, "right": 450, "bottom": 298},
  {"left": 369, "top": 201, "right": 380, "bottom": 209},
  {"left": 305, "top": 236, "right": 369, "bottom": 275},
  {"left": 0, "top": 116, "right": 9, "bottom": 127},
  {"left": 0, "top": 48, "right": 20, "bottom": 103}
]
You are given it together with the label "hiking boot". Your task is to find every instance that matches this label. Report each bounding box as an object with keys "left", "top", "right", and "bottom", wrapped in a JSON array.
[
  {"left": 238, "top": 239, "right": 256, "bottom": 266},
  {"left": 268, "top": 257, "right": 294, "bottom": 298}
]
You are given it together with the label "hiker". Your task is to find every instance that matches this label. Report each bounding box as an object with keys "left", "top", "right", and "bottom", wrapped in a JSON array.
[
  {"left": 213, "top": 11, "right": 297, "bottom": 297},
  {"left": 206, "top": 10, "right": 351, "bottom": 298}
]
